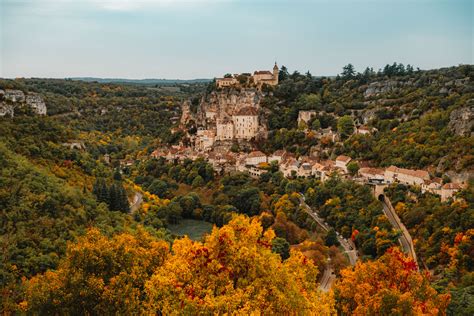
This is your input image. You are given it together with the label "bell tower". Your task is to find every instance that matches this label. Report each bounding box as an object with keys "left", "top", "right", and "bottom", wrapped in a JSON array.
[{"left": 273, "top": 62, "right": 279, "bottom": 85}]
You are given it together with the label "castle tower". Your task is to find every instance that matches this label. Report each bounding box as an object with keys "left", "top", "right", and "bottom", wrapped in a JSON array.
[{"left": 273, "top": 62, "right": 279, "bottom": 85}]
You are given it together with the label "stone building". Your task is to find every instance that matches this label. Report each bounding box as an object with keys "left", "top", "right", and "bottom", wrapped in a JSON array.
[
  {"left": 216, "top": 77, "right": 238, "bottom": 88},
  {"left": 335, "top": 155, "right": 352, "bottom": 173},
  {"left": 245, "top": 151, "right": 267, "bottom": 166},
  {"left": 232, "top": 106, "right": 259, "bottom": 140},
  {"left": 384, "top": 165, "right": 430, "bottom": 186},
  {"left": 216, "top": 119, "right": 234, "bottom": 141},
  {"left": 252, "top": 63, "right": 279, "bottom": 87},
  {"left": 216, "top": 63, "right": 279, "bottom": 90}
]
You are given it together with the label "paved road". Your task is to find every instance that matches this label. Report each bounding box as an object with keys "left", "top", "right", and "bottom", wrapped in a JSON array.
[
  {"left": 298, "top": 194, "right": 358, "bottom": 291},
  {"left": 130, "top": 191, "right": 143, "bottom": 214},
  {"left": 319, "top": 264, "right": 336, "bottom": 292},
  {"left": 299, "top": 196, "right": 358, "bottom": 266},
  {"left": 380, "top": 196, "right": 418, "bottom": 267}
]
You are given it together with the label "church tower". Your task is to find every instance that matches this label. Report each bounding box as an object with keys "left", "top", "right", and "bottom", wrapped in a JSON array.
[{"left": 273, "top": 62, "right": 279, "bottom": 85}]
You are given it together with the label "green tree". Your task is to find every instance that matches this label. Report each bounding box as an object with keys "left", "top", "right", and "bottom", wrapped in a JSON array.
[
  {"left": 337, "top": 115, "right": 355, "bottom": 139},
  {"left": 325, "top": 229, "right": 340, "bottom": 247},
  {"left": 347, "top": 161, "right": 359, "bottom": 176},
  {"left": 278, "top": 65, "right": 289, "bottom": 82},
  {"left": 93, "top": 178, "right": 109, "bottom": 203},
  {"left": 272, "top": 237, "right": 291, "bottom": 260},
  {"left": 191, "top": 175, "right": 204, "bottom": 187},
  {"left": 113, "top": 168, "right": 122, "bottom": 181},
  {"left": 341, "top": 64, "right": 356, "bottom": 79},
  {"left": 311, "top": 118, "right": 321, "bottom": 131}
]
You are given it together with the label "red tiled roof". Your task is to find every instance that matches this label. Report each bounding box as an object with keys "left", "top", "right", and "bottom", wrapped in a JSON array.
[
  {"left": 442, "top": 183, "right": 461, "bottom": 190},
  {"left": 336, "top": 155, "right": 352, "bottom": 163},
  {"left": 359, "top": 167, "right": 384, "bottom": 176},
  {"left": 254, "top": 71, "right": 272, "bottom": 75},
  {"left": 234, "top": 106, "right": 258, "bottom": 116},
  {"left": 247, "top": 150, "right": 266, "bottom": 158},
  {"left": 386, "top": 165, "right": 430, "bottom": 179}
]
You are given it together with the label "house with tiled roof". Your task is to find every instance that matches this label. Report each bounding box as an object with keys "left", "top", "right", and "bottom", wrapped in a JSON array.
[
  {"left": 280, "top": 158, "right": 300, "bottom": 178},
  {"left": 359, "top": 167, "right": 385, "bottom": 183},
  {"left": 440, "top": 183, "right": 462, "bottom": 201},
  {"left": 245, "top": 151, "right": 267, "bottom": 166},
  {"left": 269, "top": 150, "right": 286, "bottom": 164},
  {"left": 384, "top": 165, "right": 430, "bottom": 186},
  {"left": 335, "top": 155, "right": 352, "bottom": 173}
]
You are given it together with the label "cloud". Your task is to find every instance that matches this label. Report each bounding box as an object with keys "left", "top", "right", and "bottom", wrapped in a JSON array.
[{"left": 85, "top": 0, "right": 231, "bottom": 11}]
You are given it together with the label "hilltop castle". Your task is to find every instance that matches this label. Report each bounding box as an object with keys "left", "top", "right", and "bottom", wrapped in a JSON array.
[
  {"left": 180, "top": 64, "right": 281, "bottom": 151},
  {"left": 216, "top": 63, "right": 279, "bottom": 89}
]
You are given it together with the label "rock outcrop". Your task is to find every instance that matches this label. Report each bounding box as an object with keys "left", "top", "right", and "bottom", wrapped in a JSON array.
[
  {"left": 0, "top": 89, "right": 47, "bottom": 117},
  {"left": 449, "top": 105, "right": 474, "bottom": 137},
  {"left": 364, "top": 80, "right": 414, "bottom": 98},
  {"left": 197, "top": 88, "right": 262, "bottom": 123},
  {"left": 26, "top": 93, "right": 47, "bottom": 115}
]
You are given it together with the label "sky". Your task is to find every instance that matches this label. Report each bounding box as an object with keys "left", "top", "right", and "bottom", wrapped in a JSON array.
[{"left": 0, "top": 0, "right": 472, "bottom": 79}]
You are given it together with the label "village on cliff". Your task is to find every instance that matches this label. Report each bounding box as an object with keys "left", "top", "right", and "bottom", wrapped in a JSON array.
[{"left": 145, "top": 64, "right": 463, "bottom": 201}]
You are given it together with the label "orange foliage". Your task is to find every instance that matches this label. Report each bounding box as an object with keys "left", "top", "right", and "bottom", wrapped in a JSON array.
[{"left": 334, "top": 248, "right": 450, "bottom": 315}]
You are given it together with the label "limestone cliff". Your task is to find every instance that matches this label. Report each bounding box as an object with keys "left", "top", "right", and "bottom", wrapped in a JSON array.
[
  {"left": 449, "top": 104, "right": 474, "bottom": 137},
  {"left": 197, "top": 88, "right": 262, "bottom": 123},
  {"left": 0, "top": 89, "right": 47, "bottom": 117}
]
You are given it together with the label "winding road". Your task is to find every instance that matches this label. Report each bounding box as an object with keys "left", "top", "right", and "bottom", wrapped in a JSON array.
[
  {"left": 298, "top": 194, "right": 358, "bottom": 291},
  {"left": 379, "top": 195, "right": 418, "bottom": 268},
  {"left": 299, "top": 195, "right": 358, "bottom": 265}
]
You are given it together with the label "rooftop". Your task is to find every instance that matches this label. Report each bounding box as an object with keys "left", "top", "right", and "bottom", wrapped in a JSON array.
[
  {"left": 386, "top": 165, "right": 430, "bottom": 179},
  {"left": 254, "top": 70, "right": 273, "bottom": 75},
  {"left": 336, "top": 155, "right": 352, "bottom": 163},
  {"left": 247, "top": 150, "right": 266, "bottom": 158},
  {"left": 234, "top": 106, "right": 258, "bottom": 116}
]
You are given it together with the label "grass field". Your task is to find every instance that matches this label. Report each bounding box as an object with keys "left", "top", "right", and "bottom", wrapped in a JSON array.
[{"left": 168, "top": 219, "right": 214, "bottom": 241}]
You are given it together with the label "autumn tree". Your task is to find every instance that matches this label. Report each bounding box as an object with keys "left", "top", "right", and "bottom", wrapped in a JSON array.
[
  {"left": 22, "top": 228, "right": 169, "bottom": 315},
  {"left": 145, "top": 215, "right": 335, "bottom": 314},
  {"left": 334, "top": 248, "right": 450, "bottom": 315}
]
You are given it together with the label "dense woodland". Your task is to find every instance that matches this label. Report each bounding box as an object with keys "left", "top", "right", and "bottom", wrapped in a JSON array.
[
  {"left": 1, "top": 65, "right": 473, "bottom": 314},
  {"left": 260, "top": 64, "right": 473, "bottom": 172}
]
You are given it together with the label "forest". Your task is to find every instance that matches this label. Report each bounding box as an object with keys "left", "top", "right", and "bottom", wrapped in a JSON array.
[{"left": 1, "top": 66, "right": 473, "bottom": 314}]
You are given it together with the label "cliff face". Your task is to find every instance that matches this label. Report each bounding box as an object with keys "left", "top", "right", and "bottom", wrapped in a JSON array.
[
  {"left": 449, "top": 104, "right": 474, "bottom": 137},
  {"left": 0, "top": 89, "right": 47, "bottom": 117},
  {"left": 26, "top": 93, "right": 47, "bottom": 115},
  {"left": 198, "top": 88, "right": 262, "bottom": 122}
]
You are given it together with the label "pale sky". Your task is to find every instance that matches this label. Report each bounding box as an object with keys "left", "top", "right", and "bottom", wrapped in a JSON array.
[{"left": 0, "top": 0, "right": 472, "bottom": 79}]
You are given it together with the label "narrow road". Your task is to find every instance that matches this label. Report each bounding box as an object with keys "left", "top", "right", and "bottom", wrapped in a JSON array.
[
  {"left": 380, "top": 196, "right": 418, "bottom": 268},
  {"left": 298, "top": 194, "right": 358, "bottom": 292},
  {"left": 299, "top": 196, "right": 358, "bottom": 266},
  {"left": 318, "top": 264, "right": 336, "bottom": 292},
  {"left": 130, "top": 191, "right": 143, "bottom": 214}
]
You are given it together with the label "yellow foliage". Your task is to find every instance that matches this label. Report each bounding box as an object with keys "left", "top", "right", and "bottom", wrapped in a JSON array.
[{"left": 145, "top": 215, "right": 335, "bottom": 315}]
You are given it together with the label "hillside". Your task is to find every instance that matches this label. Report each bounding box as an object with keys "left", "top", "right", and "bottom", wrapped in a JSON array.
[
  {"left": 0, "top": 66, "right": 473, "bottom": 314},
  {"left": 260, "top": 64, "right": 473, "bottom": 174}
]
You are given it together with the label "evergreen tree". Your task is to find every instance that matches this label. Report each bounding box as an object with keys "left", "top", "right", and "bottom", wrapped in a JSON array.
[
  {"left": 93, "top": 178, "right": 109, "bottom": 203},
  {"left": 278, "top": 65, "right": 289, "bottom": 82},
  {"left": 113, "top": 168, "right": 122, "bottom": 181},
  {"left": 325, "top": 229, "right": 339, "bottom": 247},
  {"left": 272, "top": 237, "right": 291, "bottom": 260},
  {"left": 108, "top": 183, "right": 118, "bottom": 211},
  {"left": 341, "top": 64, "right": 356, "bottom": 80},
  {"left": 118, "top": 184, "right": 130, "bottom": 213}
]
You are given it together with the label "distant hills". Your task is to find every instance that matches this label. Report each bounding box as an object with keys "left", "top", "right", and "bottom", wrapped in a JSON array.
[{"left": 68, "top": 77, "right": 212, "bottom": 85}]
